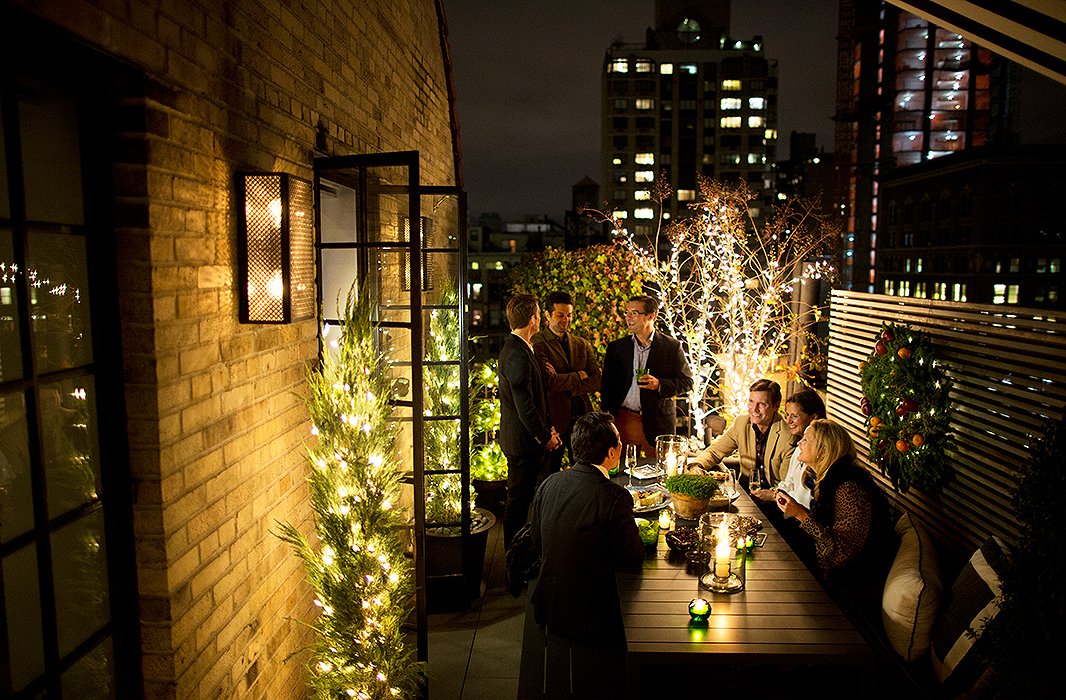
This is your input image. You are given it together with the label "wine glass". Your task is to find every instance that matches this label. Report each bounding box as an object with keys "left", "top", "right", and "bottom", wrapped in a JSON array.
[{"left": 625, "top": 444, "right": 639, "bottom": 487}]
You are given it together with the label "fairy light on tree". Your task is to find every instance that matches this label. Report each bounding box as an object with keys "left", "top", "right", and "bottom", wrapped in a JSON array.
[
  {"left": 588, "top": 178, "right": 838, "bottom": 430},
  {"left": 279, "top": 284, "right": 423, "bottom": 699}
]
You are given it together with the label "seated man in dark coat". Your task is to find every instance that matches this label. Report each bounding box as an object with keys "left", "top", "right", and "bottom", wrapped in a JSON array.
[{"left": 525, "top": 411, "right": 645, "bottom": 698}]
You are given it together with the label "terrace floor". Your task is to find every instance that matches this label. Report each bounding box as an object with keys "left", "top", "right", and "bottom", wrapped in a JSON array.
[{"left": 426, "top": 517, "right": 523, "bottom": 700}]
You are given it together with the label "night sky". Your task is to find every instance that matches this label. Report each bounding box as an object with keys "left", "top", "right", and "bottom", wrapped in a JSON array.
[{"left": 443, "top": 1, "right": 838, "bottom": 221}]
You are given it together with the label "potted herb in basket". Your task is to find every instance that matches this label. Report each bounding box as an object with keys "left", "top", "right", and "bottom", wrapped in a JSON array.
[{"left": 665, "top": 473, "right": 722, "bottom": 520}]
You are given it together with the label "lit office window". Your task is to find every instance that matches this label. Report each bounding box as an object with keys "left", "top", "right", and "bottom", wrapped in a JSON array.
[
  {"left": 900, "top": 280, "right": 910, "bottom": 296},
  {"left": 993, "top": 283, "right": 1006, "bottom": 304},
  {"left": 495, "top": 261, "right": 504, "bottom": 271},
  {"left": 702, "top": 154, "right": 713, "bottom": 164},
  {"left": 953, "top": 283, "right": 967, "bottom": 302},
  {"left": 917, "top": 257, "right": 924, "bottom": 273},
  {"left": 681, "top": 64, "right": 697, "bottom": 74},
  {"left": 764, "top": 129, "right": 777, "bottom": 140},
  {"left": 635, "top": 60, "right": 653, "bottom": 73},
  {"left": 1037, "top": 258, "right": 1047, "bottom": 273},
  {"left": 635, "top": 152, "right": 655, "bottom": 165},
  {"left": 721, "top": 79, "right": 742, "bottom": 91},
  {"left": 905, "top": 259, "right": 912, "bottom": 273},
  {"left": 612, "top": 156, "right": 623, "bottom": 165},
  {"left": 1052, "top": 258, "right": 1061, "bottom": 273},
  {"left": 720, "top": 98, "right": 742, "bottom": 110},
  {"left": 1007, "top": 285, "right": 1019, "bottom": 304},
  {"left": 609, "top": 58, "right": 629, "bottom": 73},
  {"left": 613, "top": 210, "right": 628, "bottom": 219},
  {"left": 635, "top": 98, "right": 654, "bottom": 110},
  {"left": 471, "top": 283, "right": 483, "bottom": 299},
  {"left": 471, "top": 261, "right": 479, "bottom": 270},
  {"left": 915, "top": 282, "right": 927, "bottom": 299},
  {"left": 677, "top": 189, "right": 696, "bottom": 201},
  {"left": 660, "top": 63, "right": 674, "bottom": 75},
  {"left": 720, "top": 117, "right": 742, "bottom": 128},
  {"left": 634, "top": 170, "right": 655, "bottom": 182},
  {"left": 720, "top": 153, "right": 741, "bottom": 165},
  {"left": 1010, "top": 258, "right": 1020, "bottom": 273},
  {"left": 748, "top": 116, "right": 765, "bottom": 128},
  {"left": 749, "top": 97, "right": 765, "bottom": 110},
  {"left": 634, "top": 208, "right": 655, "bottom": 219},
  {"left": 634, "top": 190, "right": 652, "bottom": 200},
  {"left": 747, "top": 153, "right": 765, "bottom": 165},
  {"left": 884, "top": 279, "right": 895, "bottom": 295},
  {"left": 1050, "top": 286, "right": 1060, "bottom": 302}
]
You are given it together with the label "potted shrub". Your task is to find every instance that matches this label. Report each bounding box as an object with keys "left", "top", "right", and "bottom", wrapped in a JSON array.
[
  {"left": 469, "top": 358, "right": 507, "bottom": 515},
  {"left": 665, "top": 473, "right": 722, "bottom": 520}
]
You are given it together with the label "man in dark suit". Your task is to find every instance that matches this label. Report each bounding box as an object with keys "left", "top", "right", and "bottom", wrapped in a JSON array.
[
  {"left": 601, "top": 294, "right": 693, "bottom": 457},
  {"left": 526, "top": 411, "right": 644, "bottom": 697},
  {"left": 499, "top": 293, "right": 561, "bottom": 548},
  {"left": 532, "top": 291, "right": 601, "bottom": 477}
]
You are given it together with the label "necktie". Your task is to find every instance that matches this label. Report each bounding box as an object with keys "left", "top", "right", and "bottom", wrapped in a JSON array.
[{"left": 560, "top": 333, "right": 570, "bottom": 361}]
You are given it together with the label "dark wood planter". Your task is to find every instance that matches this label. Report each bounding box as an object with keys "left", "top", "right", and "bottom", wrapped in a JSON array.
[
  {"left": 472, "top": 478, "right": 506, "bottom": 517},
  {"left": 425, "top": 507, "right": 496, "bottom": 613}
]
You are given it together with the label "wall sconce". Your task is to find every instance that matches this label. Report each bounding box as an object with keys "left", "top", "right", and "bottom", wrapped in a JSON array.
[{"left": 237, "top": 172, "right": 315, "bottom": 323}]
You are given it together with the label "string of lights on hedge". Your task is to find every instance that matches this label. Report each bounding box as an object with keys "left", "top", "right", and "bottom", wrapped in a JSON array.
[{"left": 859, "top": 322, "right": 952, "bottom": 493}]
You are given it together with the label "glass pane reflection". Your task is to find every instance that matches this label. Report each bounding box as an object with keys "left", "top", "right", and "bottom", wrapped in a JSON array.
[
  {"left": 42, "top": 376, "right": 102, "bottom": 518},
  {"left": 27, "top": 230, "right": 93, "bottom": 373},
  {"left": 0, "top": 229, "right": 22, "bottom": 382},
  {"left": 2, "top": 544, "right": 45, "bottom": 691},
  {"left": 0, "top": 390, "right": 33, "bottom": 542},
  {"left": 52, "top": 509, "right": 110, "bottom": 657},
  {"left": 61, "top": 637, "right": 115, "bottom": 698}
]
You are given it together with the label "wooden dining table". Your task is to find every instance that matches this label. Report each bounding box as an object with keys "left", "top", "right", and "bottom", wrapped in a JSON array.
[{"left": 619, "top": 479, "right": 879, "bottom": 698}]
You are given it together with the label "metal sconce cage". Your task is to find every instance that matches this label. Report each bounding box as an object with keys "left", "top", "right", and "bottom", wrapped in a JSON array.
[{"left": 237, "top": 172, "right": 315, "bottom": 323}]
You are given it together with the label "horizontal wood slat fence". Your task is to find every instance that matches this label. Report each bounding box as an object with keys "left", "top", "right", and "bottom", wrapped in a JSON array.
[{"left": 826, "top": 290, "right": 1066, "bottom": 559}]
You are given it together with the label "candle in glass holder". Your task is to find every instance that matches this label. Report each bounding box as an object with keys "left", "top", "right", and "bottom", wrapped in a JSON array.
[
  {"left": 658, "top": 509, "right": 673, "bottom": 530},
  {"left": 714, "top": 519, "right": 731, "bottom": 578},
  {"left": 665, "top": 450, "right": 678, "bottom": 477}
]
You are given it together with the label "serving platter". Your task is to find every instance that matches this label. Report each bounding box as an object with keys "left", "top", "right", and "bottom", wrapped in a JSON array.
[
  {"left": 625, "top": 464, "right": 665, "bottom": 480},
  {"left": 627, "top": 484, "right": 671, "bottom": 513}
]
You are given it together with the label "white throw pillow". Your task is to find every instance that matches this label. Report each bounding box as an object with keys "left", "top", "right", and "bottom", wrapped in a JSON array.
[{"left": 882, "top": 512, "right": 942, "bottom": 661}]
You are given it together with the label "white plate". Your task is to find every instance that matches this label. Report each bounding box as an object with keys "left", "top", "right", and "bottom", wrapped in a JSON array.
[
  {"left": 627, "top": 484, "right": 671, "bottom": 513},
  {"left": 625, "top": 464, "right": 665, "bottom": 480}
]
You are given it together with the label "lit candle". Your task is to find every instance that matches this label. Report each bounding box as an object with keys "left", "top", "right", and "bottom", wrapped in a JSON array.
[
  {"left": 659, "top": 509, "right": 672, "bottom": 530},
  {"left": 665, "top": 451, "right": 678, "bottom": 477},
  {"left": 714, "top": 519, "right": 731, "bottom": 578},
  {"left": 688, "top": 597, "right": 711, "bottom": 622}
]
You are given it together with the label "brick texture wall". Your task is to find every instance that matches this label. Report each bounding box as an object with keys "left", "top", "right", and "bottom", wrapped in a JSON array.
[{"left": 13, "top": 1, "right": 458, "bottom": 697}]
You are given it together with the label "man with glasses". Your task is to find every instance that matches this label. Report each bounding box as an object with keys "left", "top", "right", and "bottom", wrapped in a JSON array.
[{"left": 601, "top": 295, "right": 693, "bottom": 457}]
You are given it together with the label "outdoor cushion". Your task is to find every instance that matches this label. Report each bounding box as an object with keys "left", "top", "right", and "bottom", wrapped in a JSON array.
[
  {"left": 882, "top": 512, "right": 942, "bottom": 661},
  {"left": 930, "top": 537, "right": 1009, "bottom": 692}
]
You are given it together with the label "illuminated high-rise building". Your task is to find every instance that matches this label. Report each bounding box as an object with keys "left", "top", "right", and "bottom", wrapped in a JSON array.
[{"left": 601, "top": 0, "right": 778, "bottom": 239}]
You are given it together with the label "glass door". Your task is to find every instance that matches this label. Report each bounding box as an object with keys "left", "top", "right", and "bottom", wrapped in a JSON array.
[{"left": 315, "top": 151, "right": 468, "bottom": 660}]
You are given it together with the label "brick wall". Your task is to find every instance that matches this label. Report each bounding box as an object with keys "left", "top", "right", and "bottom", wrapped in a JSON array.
[{"left": 13, "top": 1, "right": 458, "bottom": 697}]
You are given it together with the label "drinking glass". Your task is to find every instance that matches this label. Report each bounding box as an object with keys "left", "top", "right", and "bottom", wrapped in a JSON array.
[{"left": 625, "top": 444, "right": 639, "bottom": 487}]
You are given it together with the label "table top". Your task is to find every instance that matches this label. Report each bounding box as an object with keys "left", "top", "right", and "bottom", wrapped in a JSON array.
[{"left": 619, "top": 484, "right": 875, "bottom": 666}]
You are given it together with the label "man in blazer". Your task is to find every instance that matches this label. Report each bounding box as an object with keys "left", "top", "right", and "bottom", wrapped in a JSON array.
[
  {"left": 498, "top": 294, "right": 561, "bottom": 549},
  {"left": 532, "top": 291, "right": 601, "bottom": 476},
  {"left": 601, "top": 294, "right": 693, "bottom": 457},
  {"left": 527, "top": 411, "right": 644, "bottom": 696},
  {"left": 691, "top": 378, "right": 791, "bottom": 487}
]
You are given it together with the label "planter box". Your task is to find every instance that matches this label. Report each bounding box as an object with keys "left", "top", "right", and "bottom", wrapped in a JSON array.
[{"left": 426, "top": 507, "right": 496, "bottom": 613}]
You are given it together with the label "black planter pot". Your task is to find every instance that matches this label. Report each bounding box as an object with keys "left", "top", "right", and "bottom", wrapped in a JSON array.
[
  {"left": 425, "top": 507, "right": 496, "bottom": 613},
  {"left": 472, "top": 478, "right": 506, "bottom": 517}
]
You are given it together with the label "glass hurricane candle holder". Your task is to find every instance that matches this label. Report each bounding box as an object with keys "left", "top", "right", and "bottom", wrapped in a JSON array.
[{"left": 656, "top": 435, "right": 686, "bottom": 478}]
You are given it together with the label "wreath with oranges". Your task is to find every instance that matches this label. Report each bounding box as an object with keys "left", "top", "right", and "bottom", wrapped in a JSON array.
[{"left": 858, "top": 322, "right": 952, "bottom": 493}]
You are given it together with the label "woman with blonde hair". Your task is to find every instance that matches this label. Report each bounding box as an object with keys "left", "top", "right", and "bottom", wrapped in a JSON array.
[{"left": 775, "top": 419, "right": 893, "bottom": 612}]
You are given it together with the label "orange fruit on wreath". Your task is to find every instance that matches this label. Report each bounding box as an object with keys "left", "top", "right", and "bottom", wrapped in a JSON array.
[
  {"left": 912, "top": 434, "right": 924, "bottom": 447},
  {"left": 895, "top": 439, "right": 910, "bottom": 453},
  {"left": 870, "top": 416, "right": 882, "bottom": 428},
  {"left": 897, "top": 347, "right": 912, "bottom": 360}
]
